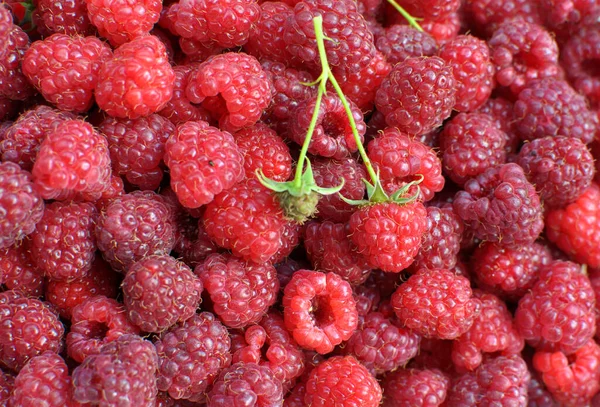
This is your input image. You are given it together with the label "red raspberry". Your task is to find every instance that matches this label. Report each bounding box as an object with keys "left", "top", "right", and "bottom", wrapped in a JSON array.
[
  {"left": 95, "top": 192, "right": 176, "bottom": 272},
  {"left": 96, "top": 35, "right": 175, "bottom": 119},
  {"left": 382, "top": 368, "right": 450, "bottom": 407},
  {"left": 0, "top": 163, "right": 44, "bottom": 249},
  {"left": 489, "top": 20, "right": 560, "bottom": 96},
  {"left": 541, "top": 0, "right": 600, "bottom": 34},
  {"left": 86, "top": 0, "right": 161, "bottom": 46},
  {"left": 393, "top": 0, "right": 459, "bottom": 21},
  {"left": 305, "top": 355, "right": 382, "bottom": 407},
  {"left": 453, "top": 163, "right": 544, "bottom": 247},
  {"left": 561, "top": 25, "right": 600, "bottom": 107},
  {"left": 0, "top": 5, "right": 11, "bottom": 38},
  {"left": 527, "top": 372, "right": 556, "bottom": 407},
  {"left": 155, "top": 312, "right": 232, "bottom": 403},
  {"left": 368, "top": 128, "right": 444, "bottom": 201},
  {"left": 546, "top": 184, "right": 600, "bottom": 268},
  {"left": 0, "top": 24, "right": 34, "bottom": 101},
  {"left": 349, "top": 201, "right": 427, "bottom": 273},
  {"left": 0, "top": 291, "right": 64, "bottom": 372},
  {"left": 158, "top": 65, "right": 212, "bottom": 126},
  {"left": 514, "top": 78, "right": 597, "bottom": 144},
  {"left": 419, "top": 12, "right": 461, "bottom": 45},
  {"left": 465, "top": 0, "right": 542, "bottom": 36},
  {"left": 477, "top": 97, "right": 520, "bottom": 155},
  {"left": 244, "top": 1, "right": 294, "bottom": 64},
  {"left": 0, "top": 370, "right": 12, "bottom": 406},
  {"left": 375, "top": 56, "right": 456, "bottom": 136},
  {"left": 22, "top": 34, "right": 112, "bottom": 113},
  {"left": 34, "top": 0, "right": 92, "bottom": 35},
  {"left": 186, "top": 53, "right": 272, "bottom": 131},
  {"left": 0, "top": 244, "right": 44, "bottom": 297},
  {"left": 283, "top": 270, "right": 358, "bottom": 354},
  {"left": 375, "top": 25, "right": 438, "bottom": 66},
  {"left": 72, "top": 334, "right": 159, "bottom": 406}
]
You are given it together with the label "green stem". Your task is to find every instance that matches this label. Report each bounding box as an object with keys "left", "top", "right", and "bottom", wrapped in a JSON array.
[{"left": 386, "top": 0, "right": 424, "bottom": 32}]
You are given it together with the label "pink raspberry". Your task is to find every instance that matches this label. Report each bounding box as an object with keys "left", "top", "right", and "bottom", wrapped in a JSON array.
[
  {"left": 244, "top": 1, "right": 294, "bottom": 64},
  {"left": 33, "top": 0, "right": 92, "bottom": 35},
  {"left": 158, "top": 64, "right": 212, "bottom": 125},
  {"left": 375, "top": 25, "right": 438, "bottom": 65},
  {"left": 382, "top": 368, "right": 450, "bottom": 407},
  {"left": 0, "top": 244, "right": 44, "bottom": 297}
]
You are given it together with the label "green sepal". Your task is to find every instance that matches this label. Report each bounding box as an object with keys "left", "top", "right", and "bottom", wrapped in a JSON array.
[{"left": 389, "top": 175, "right": 424, "bottom": 203}]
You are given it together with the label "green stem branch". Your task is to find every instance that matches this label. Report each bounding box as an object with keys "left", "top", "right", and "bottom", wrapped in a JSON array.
[{"left": 386, "top": 0, "right": 424, "bottom": 32}]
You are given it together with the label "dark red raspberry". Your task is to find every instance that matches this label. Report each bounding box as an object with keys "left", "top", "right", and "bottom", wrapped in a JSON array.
[
  {"left": 158, "top": 64, "right": 212, "bottom": 125},
  {"left": 489, "top": 20, "right": 560, "bottom": 95},
  {"left": 477, "top": 97, "right": 519, "bottom": 155},
  {"left": 22, "top": 34, "right": 112, "bottom": 113},
  {"left": 0, "top": 369, "right": 12, "bottom": 406},
  {"left": 96, "top": 35, "right": 175, "bottom": 119},
  {"left": 155, "top": 312, "right": 231, "bottom": 403},
  {"left": 527, "top": 371, "right": 556, "bottom": 407},
  {"left": 375, "top": 56, "right": 456, "bottom": 136},
  {"left": 0, "top": 291, "right": 64, "bottom": 372},
  {"left": 453, "top": 163, "right": 544, "bottom": 247},
  {"left": 382, "top": 368, "right": 450, "bottom": 407},
  {"left": 513, "top": 78, "right": 597, "bottom": 144},
  {"left": 283, "top": 270, "right": 358, "bottom": 354},
  {"left": 0, "top": 163, "right": 44, "bottom": 249},
  {"left": 375, "top": 25, "right": 438, "bottom": 66},
  {"left": 0, "top": 244, "right": 44, "bottom": 297},
  {"left": 352, "top": 282, "right": 381, "bottom": 319},
  {"left": 195, "top": 253, "right": 279, "bottom": 328},
  {"left": 0, "top": 4, "right": 12, "bottom": 38},
  {"left": 409, "top": 337, "right": 454, "bottom": 372},
  {"left": 244, "top": 1, "right": 294, "bottom": 64},
  {"left": 95, "top": 192, "right": 175, "bottom": 272},
  {"left": 465, "top": 0, "right": 542, "bottom": 36},
  {"left": 517, "top": 136, "right": 595, "bottom": 207},
  {"left": 541, "top": 0, "right": 599, "bottom": 34},
  {"left": 34, "top": 0, "right": 92, "bottom": 35},
  {"left": 561, "top": 25, "right": 600, "bottom": 107},
  {"left": 368, "top": 128, "right": 444, "bottom": 201},
  {"left": 72, "top": 334, "right": 158, "bottom": 406},
  {"left": 275, "top": 258, "right": 305, "bottom": 295},
  {"left": 305, "top": 355, "right": 382, "bottom": 407},
  {"left": 186, "top": 53, "right": 272, "bottom": 132},
  {"left": 393, "top": 0, "right": 460, "bottom": 21},
  {"left": 0, "top": 24, "right": 34, "bottom": 101}
]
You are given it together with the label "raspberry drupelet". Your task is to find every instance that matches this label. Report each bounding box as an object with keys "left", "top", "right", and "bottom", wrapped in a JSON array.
[
  {"left": 465, "top": 0, "right": 542, "bottom": 36},
  {"left": 244, "top": 1, "right": 294, "bottom": 64},
  {"left": 477, "top": 97, "right": 519, "bottom": 155},
  {"left": 382, "top": 368, "right": 450, "bottom": 407},
  {"left": 0, "top": 23, "right": 34, "bottom": 101},
  {"left": 33, "top": 0, "right": 92, "bottom": 35},
  {"left": 375, "top": 25, "right": 438, "bottom": 66},
  {"left": 0, "top": 244, "right": 45, "bottom": 297}
]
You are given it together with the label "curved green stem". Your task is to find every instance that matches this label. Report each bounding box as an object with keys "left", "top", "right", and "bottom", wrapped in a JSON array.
[
  {"left": 386, "top": 0, "right": 424, "bottom": 32},
  {"left": 293, "top": 87, "right": 324, "bottom": 189}
]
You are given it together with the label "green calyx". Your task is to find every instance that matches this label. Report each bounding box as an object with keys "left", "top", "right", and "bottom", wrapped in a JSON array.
[{"left": 341, "top": 174, "right": 424, "bottom": 206}]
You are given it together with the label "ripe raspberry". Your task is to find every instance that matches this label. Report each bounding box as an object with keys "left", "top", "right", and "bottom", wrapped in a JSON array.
[
  {"left": 0, "top": 244, "right": 44, "bottom": 297},
  {"left": 72, "top": 334, "right": 158, "bottom": 406},
  {"left": 546, "top": 184, "right": 600, "bottom": 268},
  {"left": 382, "top": 368, "right": 450, "bottom": 407},
  {"left": 453, "top": 163, "right": 544, "bottom": 247},
  {"left": 419, "top": 11, "right": 461, "bottom": 45},
  {"left": 244, "top": 1, "right": 294, "bottom": 64},
  {"left": 561, "top": 25, "right": 600, "bottom": 107},
  {"left": 305, "top": 355, "right": 382, "bottom": 407},
  {"left": 0, "top": 291, "right": 64, "bottom": 372},
  {"left": 349, "top": 201, "right": 427, "bottom": 273},
  {"left": 186, "top": 53, "right": 272, "bottom": 131},
  {"left": 465, "top": 0, "right": 542, "bottom": 36},
  {"left": 283, "top": 270, "right": 358, "bottom": 354},
  {"left": 155, "top": 312, "right": 231, "bottom": 402},
  {"left": 527, "top": 372, "right": 556, "bottom": 407},
  {"left": 375, "top": 25, "right": 438, "bottom": 66},
  {"left": 95, "top": 192, "right": 176, "bottom": 272},
  {"left": 22, "top": 34, "right": 112, "bottom": 113},
  {"left": 34, "top": 0, "right": 92, "bottom": 35},
  {"left": 375, "top": 56, "right": 456, "bottom": 136},
  {"left": 489, "top": 20, "right": 560, "bottom": 95},
  {"left": 158, "top": 65, "right": 212, "bottom": 125},
  {"left": 368, "top": 128, "right": 444, "bottom": 201},
  {"left": 0, "top": 370, "right": 12, "bottom": 406},
  {"left": 541, "top": 0, "right": 599, "bottom": 34},
  {"left": 0, "top": 24, "right": 34, "bottom": 101},
  {"left": 477, "top": 97, "right": 519, "bottom": 155},
  {"left": 393, "top": 0, "right": 459, "bottom": 21},
  {"left": 96, "top": 35, "right": 175, "bottom": 119},
  {"left": 514, "top": 78, "right": 597, "bottom": 144}
]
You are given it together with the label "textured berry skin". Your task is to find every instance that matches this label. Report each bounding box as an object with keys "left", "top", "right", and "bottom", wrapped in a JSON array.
[
  {"left": 376, "top": 25, "right": 438, "bottom": 66},
  {"left": 546, "top": 184, "right": 600, "bottom": 268},
  {"left": 101, "top": 114, "right": 175, "bottom": 191},
  {"left": 0, "top": 291, "right": 64, "bottom": 372},
  {"left": 466, "top": 0, "right": 542, "bottom": 36},
  {"left": 514, "top": 78, "right": 596, "bottom": 144},
  {"left": 489, "top": 20, "right": 560, "bottom": 95},
  {"left": 338, "top": 51, "right": 392, "bottom": 112},
  {"left": 453, "top": 163, "right": 544, "bottom": 247},
  {"left": 517, "top": 136, "right": 595, "bottom": 207},
  {"left": 123, "top": 255, "right": 202, "bottom": 333},
  {"left": 527, "top": 372, "right": 555, "bottom": 407},
  {"left": 165, "top": 120, "right": 244, "bottom": 208},
  {"left": 34, "top": 0, "right": 92, "bottom": 35},
  {"left": 72, "top": 334, "right": 159, "bottom": 406},
  {"left": 0, "top": 244, "right": 44, "bottom": 297},
  {"left": 348, "top": 201, "right": 427, "bottom": 273},
  {"left": 0, "top": 24, "right": 34, "bottom": 101},
  {"left": 86, "top": 0, "right": 161, "bottom": 46},
  {"left": 22, "top": 34, "right": 112, "bottom": 113},
  {"left": 382, "top": 368, "right": 450, "bottom": 407},
  {"left": 305, "top": 356, "right": 382, "bottom": 407},
  {"left": 244, "top": 2, "right": 294, "bottom": 64},
  {"left": 0, "top": 370, "right": 12, "bottom": 406},
  {"left": 0, "top": 163, "right": 44, "bottom": 249},
  {"left": 283, "top": 270, "right": 358, "bottom": 354},
  {"left": 394, "top": 0, "right": 459, "bottom": 21},
  {"left": 96, "top": 35, "right": 175, "bottom": 119},
  {"left": 477, "top": 97, "right": 519, "bottom": 155},
  {"left": 208, "top": 362, "right": 283, "bottom": 407},
  {"left": 561, "top": 25, "right": 600, "bottom": 107},
  {"left": 440, "top": 112, "right": 507, "bottom": 186},
  {"left": 375, "top": 56, "right": 456, "bottom": 136},
  {"left": 158, "top": 65, "right": 212, "bottom": 125},
  {"left": 155, "top": 312, "right": 232, "bottom": 403},
  {"left": 95, "top": 192, "right": 176, "bottom": 272},
  {"left": 186, "top": 53, "right": 272, "bottom": 131}
]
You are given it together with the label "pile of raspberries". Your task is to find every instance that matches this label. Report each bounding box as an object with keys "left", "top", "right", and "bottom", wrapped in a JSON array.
[{"left": 2, "top": 0, "right": 600, "bottom": 405}]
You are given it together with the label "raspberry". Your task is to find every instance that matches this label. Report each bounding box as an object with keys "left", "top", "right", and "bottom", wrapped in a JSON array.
[
  {"left": 0, "top": 370, "right": 12, "bottom": 406},
  {"left": 158, "top": 65, "right": 212, "bottom": 125},
  {"left": 207, "top": 362, "right": 283, "bottom": 407},
  {"left": 489, "top": 20, "right": 560, "bottom": 95},
  {"left": 72, "top": 334, "right": 159, "bottom": 406},
  {"left": 96, "top": 35, "right": 175, "bottom": 119},
  {"left": 195, "top": 253, "right": 279, "bottom": 328},
  {"left": 453, "top": 163, "right": 544, "bottom": 247},
  {"left": 0, "top": 244, "right": 44, "bottom": 297},
  {"left": 186, "top": 53, "right": 272, "bottom": 131},
  {"left": 0, "top": 24, "right": 34, "bottom": 101},
  {"left": 305, "top": 355, "right": 382, "bottom": 407},
  {"left": 513, "top": 78, "right": 597, "bottom": 144},
  {"left": 561, "top": 25, "right": 600, "bottom": 107},
  {"left": 349, "top": 201, "right": 427, "bottom": 273},
  {"left": 283, "top": 270, "right": 358, "bottom": 354},
  {"left": 419, "top": 12, "right": 461, "bottom": 45},
  {"left": 155, "top": 312, "right": 231, "bottom": 403},
  {"left": 465, "top": 0, "right": 542, "bottom": 36},
  {"left": 244, "top": 1, "right": 294, "bottom": 64},
  {"left": 477, "top": 97, "right": 520, "bottom": 155},
  {"left": 34, "top": 0, "right": 92, "bottom": 35},
  {"left": 527, "top": 372, "right": 556, "bottom": 407},
  {"left": 541, "top": 0, "right": 599, "bottom": 34},
  {"left": 375, "top": 56, "right": 456, "bottom": 136},
  {"left": 95, "top": 192, "right": 176, "bottom": 272},
  {"left": 394, "top": 0, "right": 460, "bottom": 21},
  {"left": 22, "top": 34, "right": 112, "bottom": 113},
  {"left": 382, "top": 368, "right": 450, "bottom": 407},
  {"left": 67, "top": 296, "right": 140, "bottom": 363},
  {"left": 546, "top": 184, "right": 600, "bottom": 268},
  {"left": 375, "top": 25, "right": 438, "bottom": 66},
  {"left": 304, "top": 221, "right": 371, "bottom": 285},
  {"left": 369, "top": 128, "right": 444, "bottom": 201},
  {"left": 0, "top": 291, "right": 64, "bottom": 372}
]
